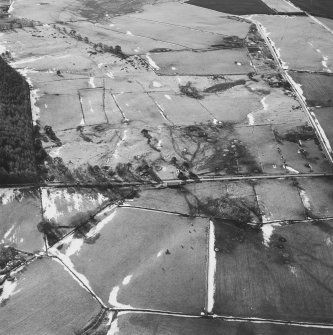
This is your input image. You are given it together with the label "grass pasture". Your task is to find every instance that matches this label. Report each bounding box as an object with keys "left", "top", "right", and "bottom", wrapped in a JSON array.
[
  {"left": 0, "top": 188, "right": 43, "bottom": 253},
  {"left": 80, "top": 88, "right": 107, "bottom": 125},
  {"left": 0, "top": 258, "right": 103, "bottom": 335},
  {"left": 115, "top": 312, "right": 333, "bottom": 335},
  {"left": 149, "top": 93, "right": 213, "bottom": 125},
  {"left": 254, "top": 179, "right": 306, "bottom": 221},
  {"left": 148, "top": 49, "right": 253, "bottom": 76},
  {"left": 59, "top": 207, "right": 208, "bottom": 314},
  {"left": 214, "top": 219, "right": 333, "bottom": 323},
  {"left": 289, "top": 72, "right": 333, "bottom": 107},
  {"left": 186, "top": 0, "right": 275, "bottom": 15},
  {"left": 113, "top": 92, "right": 167, "bottom": 126},
  {"left": 38, "top": 94, "right": 83, "bottom": 130}
]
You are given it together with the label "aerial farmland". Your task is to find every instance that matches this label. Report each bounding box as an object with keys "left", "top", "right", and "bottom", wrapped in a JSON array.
[{"left": 0, "top": 0, "right": 333, "bottom": 334}]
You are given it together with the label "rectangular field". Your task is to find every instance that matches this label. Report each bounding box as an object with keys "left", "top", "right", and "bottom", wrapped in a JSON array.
[
  {"left": 214, "top": 219, "right": 333, "bottom": 323},
  {"left": 113, "top": 92, "right": 168, "bottom": 126},
  {"left": 147, "top": 49, "right": 253, "bottom": 75},
  {"left": 186, "top": 0, "right": 275, "bottom": 15},
  {"left": 57, "top": 207, "right": 209, "bottom": 314},
  {"left": 289, "top": 72, "right": 333, "bottom": 107},
  {"left": 79, "top": 88, "right": 107, "bottom": 125},
  {"left": 149, "top": 92, "right": 213, "bottom": 125},
  {"left": 38, "top": 94, "right": 83, "bottom": 130}
]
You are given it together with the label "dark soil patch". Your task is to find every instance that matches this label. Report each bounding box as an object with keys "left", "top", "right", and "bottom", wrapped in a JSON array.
[
  {"left": 273, "top": 125, "right": 317, "bottom": 143},
  {"left": 186, "top": 0, "right": 275, "bottom": 15}
]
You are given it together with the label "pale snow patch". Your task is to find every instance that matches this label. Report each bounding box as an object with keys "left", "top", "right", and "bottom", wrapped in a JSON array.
[
  {"left": 106, "top": 71, "right": 114, "bottom": 79},
  {"left": 85, "top": 208, "right": 117, "bottom": 238},
  {"left": 164, "top": 94, "right": 172, "bottom": 100},
  {"left": 8, "top": 1, "right": 15, "bottom": 13},
  {"left": 0, "top": 34, "right": 7, "bottom": 54},
  {"left": 152, "top": 81, "right": 162, "bottom": 88},
  {"left": 80, "top": 118, "right": 85, "bottom": 126},
  {"left": 98, "top": 63, "right": 104, "bottom": 69},
  {"left": 157, "top": 250, "right": 163, "bottom": 257},
  {"left": 41, "top": 188, "right": 107, "bottom": 221},
  {"left": 0, "top": 280, "right": 20, "bottom": 303},
  {"left": 247, "top": 113, "right": 255, "bottom": 125},
  {"left": 4, "top": 225, "right": 15, "bottom": 239},
  {"left": 171, "top": 66, "right": 177, "bottom": 71},
  {"left": 65, "top": 237, "right": 85, "bottom": 257},
  {"left": 107, "top": 319, "right": 119, "bottom": 335},
  {"left": 285, "top": 165, "right": 300, "bottom": 174},
  {"left": 89, "top": 77, "right": 96, "bottom": 88},
  {"left": 48, "top": 146, "right": 62, "bottom": 159},
  {"left": 261, "top": 96, "right": 268, "bottom": 111},
  {"left": 17, "top": 68, "right": 40, "bottom": 123},
  {"left": 310, "top": 112, "right": 332, "bottom": 153},
  {"left": 109, "top": 286, "right": 133, "bottom": 309},
  {"left": 289, "top": 265, "right": 297, "bottom": 277},
  {"left": 326, "top": 237, "right": 332, "bottom": 246},
  {"left": 146, "top": 54, "right": 160, "bottom": 70},
  {"left": 122, "top": 275, "right": 132, "bottom": 286},
  {"left": 299, "top": 190, "right": 311, "bottom": 211},
  {"left": 126, "top": 31, "right": 133, "bottom": 36},
  {"left": 1, "top": 189, "right": 20, "bottom": 205},
  {"left": 262, "top": 223, "right": 281, "bottom": 247},
  {"left": 207, "top": 221, "right": 216, "bottom": 313}
]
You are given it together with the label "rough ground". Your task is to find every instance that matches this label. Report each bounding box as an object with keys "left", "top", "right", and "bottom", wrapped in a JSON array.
[{"left": 0, "top": 0, "right": 333, "bottom": 334}]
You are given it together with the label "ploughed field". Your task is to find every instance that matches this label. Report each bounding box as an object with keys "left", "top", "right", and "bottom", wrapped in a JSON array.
[{"left": 0, "top": 0, "right": 333, "bottom": 334}]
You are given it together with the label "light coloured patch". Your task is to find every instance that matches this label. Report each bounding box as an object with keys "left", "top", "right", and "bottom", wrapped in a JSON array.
[
  {"left": 109, "top": 286, "right": 133, "bottom": 309},
  {"left": 299, "top": 189, "right": 311, "bottom": 211},
  {"left": 122, "top": 275, "right": 132, "bottom": 286},
  {"left": 207, "top": 221, "right": 216, "bottom": 313},
  {"left": 261, "top": 222, "right": 281, "bottom": 247},
  {"left": 0, "top": 189, "right": 21, "bottom": 205},
  {"left": 0, "top": 280, "right": 20, "bottom": 304},
  {"left": 146, "top": 53, "right": 160, "bottom": 70},
  {"left": 89, "top": 77, "right": 96, "bottom": 88},
  {"left": 152, "top": 81, "right": 162, "bottom": 88},
  {"left": 285, "top": 165, "right": 300, "bottom": 174}
]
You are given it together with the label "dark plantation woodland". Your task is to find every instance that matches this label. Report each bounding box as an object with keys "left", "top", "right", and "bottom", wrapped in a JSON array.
[{"left": 0, "top": 56, "right": 37, "bottom": 184}]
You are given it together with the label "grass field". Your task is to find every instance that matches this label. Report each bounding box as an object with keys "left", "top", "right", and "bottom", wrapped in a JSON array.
[
  {"left": 0, "top": 188, "right": 43, "bottom": 253},
  {"left": 115, "top": 312, "right": 333, "bottom": 335},
  {"left": 289, "top": 72, "right": 333, "bottom": 107},
  {"left": 186, "top": 0, "right": 275, "bottom": 15},
  {"left": 214, "top": 220, "right": 333, "bottom": 323},
  {"left": 148, "top": 49, "right": 253, "bottom": 76},
  {"left": 57, "top": 207, "right": 208, "bottom": 313},
  {"left": 0, "top": 258, "right": 103, "bottom": 335},
  {"left": 289, "top": 0, "right": 333, "bottom": 19}
]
